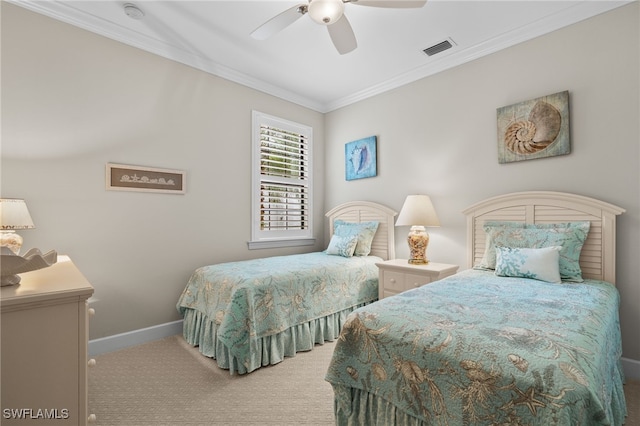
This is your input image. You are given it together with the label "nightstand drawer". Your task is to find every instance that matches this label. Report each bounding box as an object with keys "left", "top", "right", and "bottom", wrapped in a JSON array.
[{"left": 383, "top": 271, "right": 433, "bottom": 292}]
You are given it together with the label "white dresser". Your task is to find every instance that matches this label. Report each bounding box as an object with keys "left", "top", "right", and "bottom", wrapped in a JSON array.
[
  {"left": 377, "top": 259, "right": 459, "bottom": 299},
  {"left": 1, "top": 256, "right": 95, "bottom": 425}
]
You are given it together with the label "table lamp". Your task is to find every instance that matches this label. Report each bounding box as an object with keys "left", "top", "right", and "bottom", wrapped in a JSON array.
[
  {"left": 395, "top": 195, "right": 440, "bottom": 264},
  {"left": 0, "top": 198, "right": 35, "bottom": 255}
]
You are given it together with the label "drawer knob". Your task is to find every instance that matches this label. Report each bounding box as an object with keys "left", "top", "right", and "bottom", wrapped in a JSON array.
[
  {"left": 88, "top": 414, "right": 97, "bottom": 423},
  {"left": 389, "top": 278, "right": 396, "bottom": 284},
  {"left": 88, "top": 308, "right": 96, "bottom": 316},
  {"left": 88, "top": 358, "right": 97, "bottom": 367}
]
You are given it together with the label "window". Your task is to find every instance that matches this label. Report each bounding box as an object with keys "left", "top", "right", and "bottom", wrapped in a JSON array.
[{"left": 250, "top": 111, "right": 314, "bottom": 249}]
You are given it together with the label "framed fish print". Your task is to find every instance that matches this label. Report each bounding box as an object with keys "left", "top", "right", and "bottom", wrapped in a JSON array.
[{"left": 345, "top": 136, "right": 377, "bottom": 181}]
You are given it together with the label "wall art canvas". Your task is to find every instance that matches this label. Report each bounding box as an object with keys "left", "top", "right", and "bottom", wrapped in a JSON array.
[
  {"left": 345, "top": 136, "right": 377, "bottom": 181},
  {"left": 106, "top": 163, "right": 186, "bottom": 194},
  {"left": 497, "top": 91, "right": 570, "bottom": 164}
]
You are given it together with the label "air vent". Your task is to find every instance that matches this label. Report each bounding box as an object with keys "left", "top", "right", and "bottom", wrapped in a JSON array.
[{"left": 423, "top": 38, "right": 455, "bottom": 57}]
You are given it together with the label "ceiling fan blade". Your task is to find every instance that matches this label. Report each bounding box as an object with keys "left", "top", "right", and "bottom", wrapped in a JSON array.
[
  {"left": 327, "top": 15, "right": 357, "bottom": 55},
  {"left": 349, "top": 0, "right": 427, "bottom": 8},
  {"left": 250, "top": 4, "right": 307, "bottom": 40}
]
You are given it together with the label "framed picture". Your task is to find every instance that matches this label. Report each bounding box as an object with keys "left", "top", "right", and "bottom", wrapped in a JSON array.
[
  {"left": 497, "top": 90, "right": 570, "bottom": 164},
  {"left": 106, "top": 163, "right": 186, "bottom": 194},
  {"left": 345, "top": 136, "right": 377, "bottom": 181}
]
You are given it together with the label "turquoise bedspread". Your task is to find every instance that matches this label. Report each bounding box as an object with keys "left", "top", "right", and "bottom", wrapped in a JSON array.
[
  {"left": 325, "top": 269, "right": 627, "bottom": 425},
  {"left": 176, "top": 252, "right": 380, "bottom": 374}
]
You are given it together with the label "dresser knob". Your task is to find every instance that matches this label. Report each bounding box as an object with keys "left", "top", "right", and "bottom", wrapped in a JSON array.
[
  {"left": 389, "top": 279, "right": 396, "bottom": 284},
  {"left": 88, "top": 358, "right": 97, "bottom": 367},
  {"left": 88, "top": 414, "right": 97, "bottom": 423},
  {"left": 88, "top": 308, "right": 95, "bottom": 316}
]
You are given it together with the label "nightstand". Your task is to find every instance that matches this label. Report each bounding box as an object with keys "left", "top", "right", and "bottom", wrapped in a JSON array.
[{"left": 376, "top": 259, "right": 459, "bottom": 299}]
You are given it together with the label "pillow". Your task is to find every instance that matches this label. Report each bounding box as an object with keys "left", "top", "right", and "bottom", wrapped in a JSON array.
[
  {"left": 475, "top": 221, "right": 526, "bottom": 270},
  {"left": 479, "top": 222, "right": 590, "bottom": 282},
  {"left": 333, "top": 220, "right": 379, "bottom": 256},
  {"left": 495, "top": 246, "right": 562, "bottom": 283},
  {"left": 325, "top": 234, "right": 358, "bottom": 257}
]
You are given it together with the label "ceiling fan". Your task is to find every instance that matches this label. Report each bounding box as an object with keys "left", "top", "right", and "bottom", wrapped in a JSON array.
[{"left": 251, "top": 0, "right": 427, "bottom": 55}]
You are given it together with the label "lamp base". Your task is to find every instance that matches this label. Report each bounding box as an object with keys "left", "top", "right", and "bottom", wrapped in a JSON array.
[{"left": 407, "top": 225, "right": 430, "bottom": 265}]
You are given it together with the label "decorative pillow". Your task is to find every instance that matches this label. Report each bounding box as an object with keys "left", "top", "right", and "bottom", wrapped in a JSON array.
[
  {"left": 480, "top": 221, "right": 590, "bottom": 282},
  {"left": 475, "top": 221, "right": 526, "bottom": 270},
  {"left": 325, "top": 234, "right": 358, "bottom": 257},
  {"left": 333, "top": 220, "right": 379, "bottom": 256},
  {"left": 495, "top": 246, "right": 562, "bottom": 283}
]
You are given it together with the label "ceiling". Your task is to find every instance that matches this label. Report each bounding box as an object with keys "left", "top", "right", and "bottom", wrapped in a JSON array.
[{"left": 10, "top": 0, "right": 631, "bottom": 113}]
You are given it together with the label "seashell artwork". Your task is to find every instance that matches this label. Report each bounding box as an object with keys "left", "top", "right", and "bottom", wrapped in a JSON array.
[
  {"left": 345, "top": 136, "right": 377, "bottom": 180},
  {"left": 497, "top": 91, "right": 570, "bottom": 163}
]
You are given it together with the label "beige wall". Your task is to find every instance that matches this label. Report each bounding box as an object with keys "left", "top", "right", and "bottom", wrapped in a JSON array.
[
  {"left": 1, "top": 3, "right": 325, "bottom": 339},
  {"left": 325, "top": 3, "right": 640, "bottom": 362}
]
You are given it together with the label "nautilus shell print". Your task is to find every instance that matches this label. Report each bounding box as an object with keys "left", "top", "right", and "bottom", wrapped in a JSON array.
[
  {"left": 497, "top": 91, "right": 570, "bottom": 164},
  {"left": 505, "top": 101, "right": 561, "bottom": 154}
]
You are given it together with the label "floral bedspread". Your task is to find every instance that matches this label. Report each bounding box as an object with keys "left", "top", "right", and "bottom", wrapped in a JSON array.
[
  {"left": 325, "top": 269, "right": 626, "bottom": 425},
  {"left": 176, "top": 252, "right": 380, "bottom": 367}
]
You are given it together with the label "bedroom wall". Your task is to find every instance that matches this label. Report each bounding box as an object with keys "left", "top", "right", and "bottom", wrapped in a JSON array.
[
  {"left": 325, "top": 3, "right": 640, "bottom": 366},
  {"left": 1, "top": 3, "right": 325, "bottom": 339}
]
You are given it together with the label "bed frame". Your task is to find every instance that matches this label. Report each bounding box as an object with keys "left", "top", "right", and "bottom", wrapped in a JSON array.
[
  {"left": 462, "top": 191, "right": 625, "bottom": 284},
  {"left": 326, "top": 201, "right": 397, "bottom": 260}
]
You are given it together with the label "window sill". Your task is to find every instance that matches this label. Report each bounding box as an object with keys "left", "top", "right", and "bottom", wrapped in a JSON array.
[{"left": 247, "top": 238, "right": 316, "bottom": 250}]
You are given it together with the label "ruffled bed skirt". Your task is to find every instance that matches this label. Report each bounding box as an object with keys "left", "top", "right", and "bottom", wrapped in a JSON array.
[{"left": 181, "top": 303, "right": 367, "bottom": 375}]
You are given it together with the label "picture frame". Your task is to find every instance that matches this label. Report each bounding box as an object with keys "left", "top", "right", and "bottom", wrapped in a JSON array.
[
  {"left": 106, "top": 163, "right": 186, "bottom": 194},
  {"left": 497, "top": 90, "right": 570, "bottom": 164},
  {"left": 345, "top": 136, "right": 377, "bottom": 181}
]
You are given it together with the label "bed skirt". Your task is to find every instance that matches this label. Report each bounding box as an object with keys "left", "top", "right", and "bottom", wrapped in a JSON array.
[{"left": 181, "top": 303, "right": 368, "bottom": 375}]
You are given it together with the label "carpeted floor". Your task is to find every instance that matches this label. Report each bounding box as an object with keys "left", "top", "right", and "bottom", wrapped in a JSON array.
[{"left": 89, "top": 335, "right": 639, "bottom": 425}]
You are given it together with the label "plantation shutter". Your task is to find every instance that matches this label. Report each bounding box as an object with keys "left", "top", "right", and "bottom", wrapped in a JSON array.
[
  {"left": 251, "top": 111, "right": 313, "bottom": 248},
  {"left": 259, "top": 124, "right": 310, "bottom": 231}
]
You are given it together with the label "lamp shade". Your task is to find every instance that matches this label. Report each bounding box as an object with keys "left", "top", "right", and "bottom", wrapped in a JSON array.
[
  {"left": 395, "top": 195, "right": 440, "bottom": 227},
  {"left": 0, "top": 199, "right": 35, "bottom": 230}
]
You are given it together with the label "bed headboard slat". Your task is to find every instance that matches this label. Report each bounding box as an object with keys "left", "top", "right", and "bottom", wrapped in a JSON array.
[
  {"left": 325, "top": 201, "right": 397, "bottom": 261},
  {"left": 462, "top": 191, "right": 625, "bottom": 284}
]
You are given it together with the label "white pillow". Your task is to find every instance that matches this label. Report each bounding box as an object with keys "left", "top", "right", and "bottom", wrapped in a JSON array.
[
  {"left": 325, "top": 234, "right": 358, "bottom": 257},
  {"left": 495, "top": 246, "right": 562, "bottom": 283}
]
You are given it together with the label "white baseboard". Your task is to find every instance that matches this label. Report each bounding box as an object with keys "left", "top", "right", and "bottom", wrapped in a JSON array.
[
  {"left": 622, "top": 357, "right": 640, "bottom": 381},
  {"left": 89, "top": 320, "right": 183, "bottom": 357}
]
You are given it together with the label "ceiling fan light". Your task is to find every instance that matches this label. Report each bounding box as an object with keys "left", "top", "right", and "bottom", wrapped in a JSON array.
[{"left": 308, "top": 0, "right": 345, "bottom": 25}]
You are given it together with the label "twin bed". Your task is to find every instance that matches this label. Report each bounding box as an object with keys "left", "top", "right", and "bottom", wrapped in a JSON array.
[
  {"left": 326, "top": 191, "right": 627, "bottom": 425},
  {"left": 176, "top": 191, "right": 627, "bottom": 425},
  {"left": 176, "top": 200, "right": 397, "bottom": 374}
]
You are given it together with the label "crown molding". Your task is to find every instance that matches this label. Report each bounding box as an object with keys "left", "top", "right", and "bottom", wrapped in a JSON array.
[{"left": 8, "top": 0, "right": 632, "bottom": 114}]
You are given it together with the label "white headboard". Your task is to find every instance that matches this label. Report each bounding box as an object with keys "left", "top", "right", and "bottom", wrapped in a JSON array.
[
  {"left": 325, "top": 201, "right": 397, "bottom": 261},
  {"left": 462, "top": 191, "right": 625, "bottom": 284}
]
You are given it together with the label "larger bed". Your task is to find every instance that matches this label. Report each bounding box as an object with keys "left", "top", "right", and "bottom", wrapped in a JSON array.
[
  {"left": 176, "top": 200, "right": 396, "bottom": 374},
  {"left": 325, "top": 191, "right": 628, "bottom": 425}
]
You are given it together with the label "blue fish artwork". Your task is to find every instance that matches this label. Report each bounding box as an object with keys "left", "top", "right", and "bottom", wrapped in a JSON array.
[{"left": 345, "top": 136, "right": 377, "bottom": 181}]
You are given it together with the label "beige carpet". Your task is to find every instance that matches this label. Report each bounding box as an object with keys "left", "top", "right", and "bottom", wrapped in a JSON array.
[{"left": 89, "top": 335, "right": 639, "bottom": 425}]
